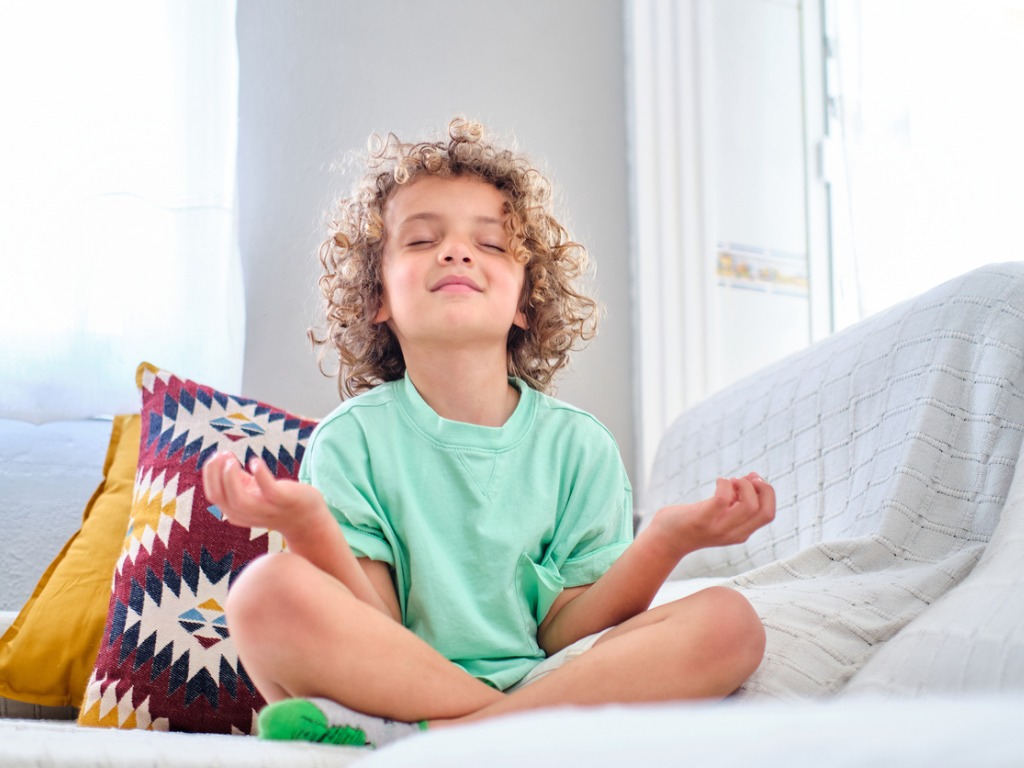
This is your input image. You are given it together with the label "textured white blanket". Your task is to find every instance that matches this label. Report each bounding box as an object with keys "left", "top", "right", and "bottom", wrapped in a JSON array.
[{"left": 642, "top": 262, "right": 1024, "bottom": 699}]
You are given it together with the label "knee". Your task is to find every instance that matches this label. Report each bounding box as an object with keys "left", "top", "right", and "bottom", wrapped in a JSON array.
[
  {"left": 701, "top": 587, "right": 766, "bottom": 675},
  {"left": 678, "top": 587, "right": 766, "bottom": 684},
  {"left": 225, "top": 552, "right": 312, "bottom": 638}
]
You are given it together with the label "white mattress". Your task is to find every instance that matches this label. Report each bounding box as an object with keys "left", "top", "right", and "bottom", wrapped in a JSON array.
[
  {"left": 361, "top": 695, "right": 1024, "bottom": 768},
  {"left": 0, "top": 717, "right": 363, "bottom": 768},
  {"left": 4, "top": 695, "right": 1020, "bottom": 768}
]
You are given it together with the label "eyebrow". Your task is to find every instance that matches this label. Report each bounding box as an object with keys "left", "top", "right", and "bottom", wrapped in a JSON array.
[{"left": 397, "top": 213, "right": 505, "bottom": 227}]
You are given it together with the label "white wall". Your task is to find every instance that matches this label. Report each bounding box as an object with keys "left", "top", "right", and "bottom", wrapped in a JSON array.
[
  {"left": 235, "top": 1, "right": 636, "bottom": 483},
  {"left": 627, "top": 0, "right": 828, "bottom": 500}
]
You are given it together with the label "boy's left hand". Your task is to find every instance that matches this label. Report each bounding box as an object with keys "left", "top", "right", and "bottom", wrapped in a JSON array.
[{"left": 652, "top": 473, "right": 776, "bottom": 555}]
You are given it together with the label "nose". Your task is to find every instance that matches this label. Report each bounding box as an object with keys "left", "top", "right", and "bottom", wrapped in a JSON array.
[{"left": 438, "top": 237, "right": 473, "bottom": 265}]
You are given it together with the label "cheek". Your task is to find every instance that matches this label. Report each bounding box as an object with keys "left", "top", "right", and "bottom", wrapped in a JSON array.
[
  {"left": 382, "top": 265, "right": 414, "bottom": 306},
  {"left": 375, "top": 258, "right": 422, "bottom": 322}
]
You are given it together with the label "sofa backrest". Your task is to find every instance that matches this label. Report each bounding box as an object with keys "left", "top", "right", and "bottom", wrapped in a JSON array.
[{"left": 0, "top": 418, "right": 112, "bottom": 612}]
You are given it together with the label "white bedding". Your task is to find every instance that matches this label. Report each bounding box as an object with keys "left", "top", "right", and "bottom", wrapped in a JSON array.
[
  {"left": 643, "top": 262, "right": 1024, "bottom": 700},
  {"left": 0, "top": 716, "right": 362, "bottom": 768},
  {"left": 5, "top": 694, "right": 1023, "bottom": 768},
  {"left": 359, "top": 695, "right": 1024, "bottom": 767}
]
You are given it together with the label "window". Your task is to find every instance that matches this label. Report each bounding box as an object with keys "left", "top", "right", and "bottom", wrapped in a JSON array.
[
  {"left": 826, "top": 0, "right": 1024, "bottom": 328},
  {"left": 627, "top": 0, "right": 1023, "bottom": 497},
  {"left": 0, "top": 1, "right": 242, "bottom": 423}
]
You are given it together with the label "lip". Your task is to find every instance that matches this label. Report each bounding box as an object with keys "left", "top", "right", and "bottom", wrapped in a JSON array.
[{"left": 430, "top": 275, "right": 482, "bottom": 292}]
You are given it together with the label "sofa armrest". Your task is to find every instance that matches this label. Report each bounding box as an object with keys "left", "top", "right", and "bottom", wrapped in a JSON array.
[{"left": 641, "top": 261, "right": 1024, "bottom": 579}]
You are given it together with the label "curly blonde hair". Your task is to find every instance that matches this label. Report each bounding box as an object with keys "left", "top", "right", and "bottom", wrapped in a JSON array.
[{"left": 310, "top": 117, "right": 599, "bottom": 398}]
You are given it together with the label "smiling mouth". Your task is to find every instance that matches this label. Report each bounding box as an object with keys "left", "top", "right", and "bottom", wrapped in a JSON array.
[{"left": 431, "top": 276, "right": 481, "bottom": 292}]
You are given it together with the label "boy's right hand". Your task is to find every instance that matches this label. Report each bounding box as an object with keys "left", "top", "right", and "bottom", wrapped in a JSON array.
[
  {"left": 201, "top": 451, "right": 325, "bottom": 540},
  {"left": 203, "top": 451, "right": 395, "bottom": 617}
]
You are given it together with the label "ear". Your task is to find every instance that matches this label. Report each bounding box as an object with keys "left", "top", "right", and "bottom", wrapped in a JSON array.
[
  {"left": 513, "top": 273, "right": 530, "bottom": 330},
  {"left": 373, "top": 291, "right": 390, "bottom": 324}
]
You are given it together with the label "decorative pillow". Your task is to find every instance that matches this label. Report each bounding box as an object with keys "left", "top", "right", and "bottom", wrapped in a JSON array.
[
  {"left": 78, "top": 363, "right": 318, "bottom": 734},
  {"left": 0, "top": 415, "right": 139, "bottom": 711}
]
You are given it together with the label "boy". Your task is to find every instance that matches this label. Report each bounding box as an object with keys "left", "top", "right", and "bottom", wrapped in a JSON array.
[{"left": 202, "top": 118, "right": 774, "bottom": 748}]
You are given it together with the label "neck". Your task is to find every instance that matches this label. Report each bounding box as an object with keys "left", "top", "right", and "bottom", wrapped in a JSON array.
[{"left": 402, "top": 346, "right": 518, "bottom": 427}]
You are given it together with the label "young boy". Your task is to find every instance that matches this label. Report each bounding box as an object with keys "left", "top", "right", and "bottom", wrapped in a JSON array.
[{"left": 201, "top": 118, "right": 775, "bottom": 748}]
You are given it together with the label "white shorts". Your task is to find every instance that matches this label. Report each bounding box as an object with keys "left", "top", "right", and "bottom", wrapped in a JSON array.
[{"left": 506, "top": 628, "right": 612, "bottom": 692}]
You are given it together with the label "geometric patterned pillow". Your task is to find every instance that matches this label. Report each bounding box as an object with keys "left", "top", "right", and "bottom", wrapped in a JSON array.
[{"left": 78, "top": 363, "right": 318, "bottom": 735}]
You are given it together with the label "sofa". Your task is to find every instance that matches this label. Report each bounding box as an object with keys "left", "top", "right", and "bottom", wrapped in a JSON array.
[{"left": 2, "top": 262, "right": 1024, "bottom": 766}]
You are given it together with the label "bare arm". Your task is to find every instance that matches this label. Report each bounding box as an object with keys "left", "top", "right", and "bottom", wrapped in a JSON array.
[
  {"left": 202, "top": 451, "right": 399, "bottom": 620},
  {"left": 537, "top": 474, "right": 775, "bottom": 655}
]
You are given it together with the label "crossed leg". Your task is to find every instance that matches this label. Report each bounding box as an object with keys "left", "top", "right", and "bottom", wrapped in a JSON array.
[{"left": 226, "top": 552, "right": 765, "bottom": 733}]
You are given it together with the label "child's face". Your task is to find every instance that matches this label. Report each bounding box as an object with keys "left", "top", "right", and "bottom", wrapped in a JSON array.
[{"left": 375, "top": 175, "right": 527, "bottom": 352}]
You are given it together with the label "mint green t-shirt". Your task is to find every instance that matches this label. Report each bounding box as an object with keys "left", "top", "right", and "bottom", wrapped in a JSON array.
[{"left": 299, "top": 375, "right": 633, "bottom": 690}]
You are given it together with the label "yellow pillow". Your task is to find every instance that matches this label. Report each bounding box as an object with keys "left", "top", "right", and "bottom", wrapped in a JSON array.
[{"left": 0, "top": 414, "right": 140, "bottom": 708}]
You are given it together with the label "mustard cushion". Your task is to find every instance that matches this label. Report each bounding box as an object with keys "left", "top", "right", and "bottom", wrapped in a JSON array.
[{"left": 0, "top": 414, "right": 140, "bottom": 708}]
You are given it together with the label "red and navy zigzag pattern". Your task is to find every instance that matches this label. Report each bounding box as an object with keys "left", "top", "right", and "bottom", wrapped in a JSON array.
[{"left": 80, "top": 364, "right": 319, "bottom": 734}]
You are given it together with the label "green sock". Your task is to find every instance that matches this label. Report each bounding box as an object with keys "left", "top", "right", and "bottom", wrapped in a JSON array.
[{"left": 258, "top": 697, "right": 428, "bottom": 748}]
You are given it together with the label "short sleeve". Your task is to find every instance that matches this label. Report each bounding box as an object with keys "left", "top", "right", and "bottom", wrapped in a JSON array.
[
  {"left": 546, "top": 422, "right": 634, "bottom": 588},
  {"left": 298, "top": 420, "right": 396, "bottom": 567}
]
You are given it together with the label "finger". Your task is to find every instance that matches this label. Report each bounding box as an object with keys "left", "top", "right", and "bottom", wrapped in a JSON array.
[
  {"left": 733, "top": 476, "right": 759, "bottom": 511},
  {"left": 249, "top": 458, "right": 279, "bottom": 500},
  {"left": 715, "top": 477, "right": 735, "bottom": 505},
  {"left": 753, "top": 479, "right": 777, "bottom": 522},
  {"left": 219, "top": 456, "right": 252, "bottom": 512},
  {"left": 202, "top": 452, "right": 229, "bottom": 504},
  {"left": 747, "top": 473, "right": 769, "bottom": 497},
  {"left": 732, "top": 481, "right": 776, "bottom": 540}
]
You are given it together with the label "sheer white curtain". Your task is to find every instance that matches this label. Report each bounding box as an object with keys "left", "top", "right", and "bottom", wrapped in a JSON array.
[
  {"left": 0, "top": 1, "right": 243, "bottom": 423},
  {"left": 828, "top": 0, "right": 1024, "bottom": 328}
]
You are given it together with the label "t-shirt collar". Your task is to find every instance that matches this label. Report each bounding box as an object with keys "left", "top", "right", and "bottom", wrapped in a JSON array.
[{"left": 397, "top": 373, "right": 535, "bottom": 450}]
